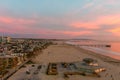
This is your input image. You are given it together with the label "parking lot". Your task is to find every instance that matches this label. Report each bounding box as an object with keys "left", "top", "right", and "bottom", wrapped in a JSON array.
[{"left": 8, "top": 64, "right": 44, "bottom": 80}]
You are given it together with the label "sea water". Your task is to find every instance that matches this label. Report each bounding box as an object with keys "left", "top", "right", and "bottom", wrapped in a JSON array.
[{"left": 66, "top": 40, "right": 120, "bottom": 60}]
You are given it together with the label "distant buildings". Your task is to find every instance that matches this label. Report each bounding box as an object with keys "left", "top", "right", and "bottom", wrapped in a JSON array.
[
  {"left": 0, "top": 36, "right": 11, "bottom": 43},
  {"left": 0, "top": 37, "right": 52, "bottom": 77}
]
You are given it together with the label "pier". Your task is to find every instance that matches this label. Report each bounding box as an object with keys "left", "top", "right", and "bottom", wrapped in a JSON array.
[
  {"left": 77, "top": 44, "right": 111, "bottom": 47},
  {"left": 66, "top": 40, "right": 111, "bottom": 48}
]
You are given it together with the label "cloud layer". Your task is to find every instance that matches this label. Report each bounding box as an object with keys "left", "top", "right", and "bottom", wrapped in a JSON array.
[{"left": 0, "top": 0, "right": 120, "bottom": 40}]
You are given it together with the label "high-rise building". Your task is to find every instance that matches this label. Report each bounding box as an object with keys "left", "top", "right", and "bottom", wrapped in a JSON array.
[
  {"left": 0, "top": 37, "right": 2, "bottom": 43},
  {"left": 0, "top": 36, "right": 11, "bottom": 43},
  {"left": 6, "top": 36, "right": 11, "bottom": 43}
]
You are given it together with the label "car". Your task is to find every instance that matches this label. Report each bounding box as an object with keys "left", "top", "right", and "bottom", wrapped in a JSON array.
[
  {"left": 26, "top": 69, "right": 30, "bottom": 74},
  {"left": 37, "top": 65, "right": 42, "bottom": 69},
  {"left": 34, "top": 70, "right": 39, "bottom": 74},
  {"left": 32, "top": 64, "right": 35, "bottom": 67},
  {"left": 26, "top": 71, "right": 30, "bottom": 74}
]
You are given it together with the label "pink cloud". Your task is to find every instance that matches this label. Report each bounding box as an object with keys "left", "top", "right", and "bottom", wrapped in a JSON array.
[
  {"left": 0, "top": 16, "right": 38, "bottom": 34},
  {"left": 105, "top": 0, "right": 120, "bottom": 5},
  {"left": 0, "top": 28, "right": 12, "bottom": 33},
  {"left": 96, "top": 15, "right": 120, "bottom": 25},
  {"left": 63, "top": 31, "right": 93, "bottom": 36},
  {"left": 108, "top": 27, "right": 120, "bottom": 36},
  {"left": 0, "top": 16, "right": 36, "bottom": 24},
  {"left": 0, "top": 16, "right": 13, "bottom": 23},
  {"left": 1, "top": 13, "right": 120, "bottom": 39},
  {"left": 0, "top": 25, "right": 29, "bottom": 34},
  {"left": 69, "top": 14, "right": 120, "bottom": 29},
  {"left": 70, "top": 22, "right": 99, "bottom": 29}
]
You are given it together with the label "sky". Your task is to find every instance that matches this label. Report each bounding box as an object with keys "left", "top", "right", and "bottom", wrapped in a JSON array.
[{"left": 0, "top": 0, "right": 120, "bottom": 40}]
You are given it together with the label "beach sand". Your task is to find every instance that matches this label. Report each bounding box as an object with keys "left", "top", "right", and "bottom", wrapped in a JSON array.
[{"left": 32, "top": 42, "right": 120, "bottom": 80}]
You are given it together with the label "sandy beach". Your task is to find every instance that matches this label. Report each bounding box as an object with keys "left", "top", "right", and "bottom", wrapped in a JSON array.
[
  {"left": 8, "top": 41, "right": 120, "bottom": 80},
  {"left": 31, "top": 42, "right": 120, "bottom": 80}
]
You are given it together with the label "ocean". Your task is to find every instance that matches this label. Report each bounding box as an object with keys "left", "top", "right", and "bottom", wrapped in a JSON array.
[
  {"left": 66, "top": 41, "right": 120, "bottom": 60},
  {"left": 110, "top": 42, "right": 120, "bottom": 53}
]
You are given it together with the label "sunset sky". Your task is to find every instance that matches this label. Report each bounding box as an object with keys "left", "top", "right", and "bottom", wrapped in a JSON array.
[{"left": 0, "top": 0, "right": 120, "bottom": 40}]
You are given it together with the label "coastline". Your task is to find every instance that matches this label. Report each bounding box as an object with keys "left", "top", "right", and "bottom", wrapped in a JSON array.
[
  {"left": 32, "top": 42, "right": 120, "bottom": 80},
  {"left": 72, "top": 45, "right": 120, "bottom": 66},
  {"left": 9, "top": 42, "right": 120, "bottom": 80}
]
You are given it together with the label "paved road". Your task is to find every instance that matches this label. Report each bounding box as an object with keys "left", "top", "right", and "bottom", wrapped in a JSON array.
[
  {"left": 2, "top": 59, "right": 30, "bottom": 80},
  {"left": 8, "top": 64, "right": 42, "bottom": 80}
]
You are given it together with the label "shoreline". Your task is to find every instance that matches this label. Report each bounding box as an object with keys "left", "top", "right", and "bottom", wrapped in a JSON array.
[
  {"left": 32, "top": 43, "right": 120, "bottom": 66},
  {"left": 71, "top": 45, "right": 120, "bottom": 66}
]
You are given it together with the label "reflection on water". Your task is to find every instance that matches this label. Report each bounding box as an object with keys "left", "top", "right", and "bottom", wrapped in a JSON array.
[
  {"left": 68, "top": 40, "right": 120, "bottom": 53},
  {"left": 66, "top": 40, "right": 120, "bottom": 60},
  {"left": 110, "top": 42, "right": 120, "bottom": 53}
]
